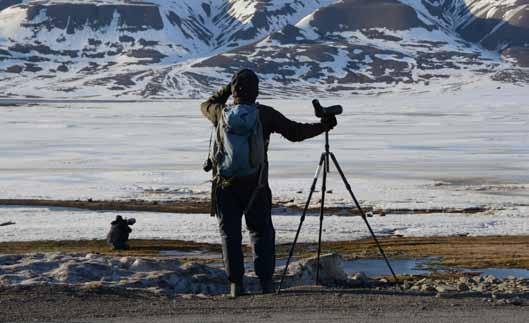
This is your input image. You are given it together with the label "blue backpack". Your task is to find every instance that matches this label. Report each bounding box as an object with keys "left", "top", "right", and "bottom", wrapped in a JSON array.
[{"left": 210, "top": 103, "right": 265, "bottom": 178}]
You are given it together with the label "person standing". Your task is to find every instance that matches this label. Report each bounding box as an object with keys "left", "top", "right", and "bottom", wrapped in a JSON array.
[{"left": 201, "top": 69, "right": 337, "bottom": 297}]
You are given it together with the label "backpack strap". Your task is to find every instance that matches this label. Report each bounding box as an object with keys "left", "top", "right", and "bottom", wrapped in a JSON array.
[{"left": 243, "top": 107, "right": 266, "bottom": 214}]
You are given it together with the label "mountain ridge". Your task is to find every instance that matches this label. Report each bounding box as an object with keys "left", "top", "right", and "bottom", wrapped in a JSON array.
[{"left": 0, "top": 0, "right": 527, "bottom": 99}]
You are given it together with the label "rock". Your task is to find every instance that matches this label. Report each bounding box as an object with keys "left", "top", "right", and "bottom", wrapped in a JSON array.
[
  {"left": 57, "top": 64, "right": 69, "bottom": 72},
  {"left": 351, "top": 272, "right": 369, "bottom": 283},
  {"left": 84, "top": 253, "right": 99, "bottom": 260},
  {"left": 472, "top": 285, "right": 487, "bottom": 293},
  {"left": 5, "top": 65, "right": 23, "bottom": 73},
  {"left": 484, "top": 275, "right": 499, "bottom": 284},
  {"left": 457, "top": 282, "right": 469, "bottom": 291},
  {"left": 421, "top": 284, "right": 437, "bottom": 293},
  {"left": 288, "top": 253, "right": 348, "bottom": 286},
  {"left": 495, "top": 298, "right": 509, "bottom": 305},
  {"left": 402, "top": 280, "right": 411, "bottom": 289},
  {"left": 471, "top": 276, "right": 484, "bottom": 284},
  {"left": 409, "top": 284, "right": 421, "bottom": 291},
  {"left": 349, "top": 272, "right": 369, "bottom": 287},
  {"left": 435, "top": 285, "right": 457, "bottom": 293},
  {"left": 118, "top": 257, "right": 131, "bottom": 266}
]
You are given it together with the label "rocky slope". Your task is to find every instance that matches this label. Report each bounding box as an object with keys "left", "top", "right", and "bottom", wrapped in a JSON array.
[{"left": 0, "top": 0, "right": 527, "bottom": 99}]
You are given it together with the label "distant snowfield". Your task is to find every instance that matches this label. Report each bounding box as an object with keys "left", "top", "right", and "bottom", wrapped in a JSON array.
[{"left": 0, "top": 85, "right": 528, "bottom": 241}]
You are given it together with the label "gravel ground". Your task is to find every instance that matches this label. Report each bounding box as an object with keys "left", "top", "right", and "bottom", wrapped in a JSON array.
[{"left": 1, "top": 285, "right": 528, "bottom": 323}]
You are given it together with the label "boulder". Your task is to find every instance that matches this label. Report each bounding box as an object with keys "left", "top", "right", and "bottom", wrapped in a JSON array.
[{"left": 287, "top": 253, "right": 348, "bottom": 286}]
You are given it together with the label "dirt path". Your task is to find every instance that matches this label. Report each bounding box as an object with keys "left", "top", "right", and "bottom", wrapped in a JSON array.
[{"left": 1, "top": 285, "right": 527, "bottom": 323}]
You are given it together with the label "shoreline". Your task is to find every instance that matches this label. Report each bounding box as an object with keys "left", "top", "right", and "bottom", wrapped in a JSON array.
[{"left": 0, "top": 198, "right": 491, "bottom": 215}]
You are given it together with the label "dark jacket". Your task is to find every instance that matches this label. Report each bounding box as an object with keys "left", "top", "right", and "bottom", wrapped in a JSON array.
[
  {"left": 201, "top": 85, "right": 326, "bottom": 148},
  {"left": 201, "top": 85, "right": 327, "bottom": 214},
  {"left": 107, "top": 218, "right": 132, "bottom": 248}
]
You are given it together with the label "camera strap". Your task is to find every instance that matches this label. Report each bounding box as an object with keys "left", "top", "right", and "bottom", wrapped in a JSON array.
[{"left": 207, "top": 125, "right": 214, "bottom": 161}]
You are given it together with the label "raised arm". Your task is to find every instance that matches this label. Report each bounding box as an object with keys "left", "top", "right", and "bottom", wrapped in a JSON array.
[
  {"left": 262, "top": 106, "right": 335, "bottom": 142},
  {"left": 200, "top": 84, "right": 232, "bottom": 125}
]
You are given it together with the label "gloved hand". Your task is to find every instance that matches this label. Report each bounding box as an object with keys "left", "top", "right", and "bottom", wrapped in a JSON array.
[{"left": 322, "top": 115, "right": 337, "bottom": 131}]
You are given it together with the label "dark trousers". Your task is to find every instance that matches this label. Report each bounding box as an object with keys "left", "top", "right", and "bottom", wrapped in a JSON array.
[{"left": 216, "top": 184, "right": 275, "bottom": 283}]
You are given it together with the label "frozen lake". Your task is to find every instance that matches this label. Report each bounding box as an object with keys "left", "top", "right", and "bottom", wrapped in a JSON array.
[
  {"left": 0, "top": 86, "right": 528, "bottom": 241},
  {"left": 1, "top": 87, "right": 528, "bottom": 208}
]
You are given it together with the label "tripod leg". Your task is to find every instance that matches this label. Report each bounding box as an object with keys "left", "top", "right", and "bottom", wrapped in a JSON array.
[
  {"left": 329, "top": 152, "right": 401, "bottom": 288},
  {"left": 277, "top": 153, "right": 326, "bottom": 293},
  {"left": 315, "top": 153, "right": 328, "bottom": 285}
]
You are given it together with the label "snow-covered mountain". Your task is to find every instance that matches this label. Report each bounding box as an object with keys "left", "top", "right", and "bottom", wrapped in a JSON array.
[{"left": 0, "top": 0, "right": 527, "bottom": 99}]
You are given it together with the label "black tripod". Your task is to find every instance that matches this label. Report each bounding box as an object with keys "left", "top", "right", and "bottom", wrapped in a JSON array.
[{"left": 277, "top": 123, "right": 400, "bottom": 293}]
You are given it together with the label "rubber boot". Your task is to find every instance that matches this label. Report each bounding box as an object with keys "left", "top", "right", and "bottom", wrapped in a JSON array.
[
  {"left": 260, "top": 279, "right": 274, "bottom": 294},
  {"left": 229, "top": 282, "right": 245, "bottom": 298}
]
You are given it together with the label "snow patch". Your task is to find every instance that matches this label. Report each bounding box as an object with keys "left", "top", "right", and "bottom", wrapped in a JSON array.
[{"left": 0, "top": 6, "right": 27, "bottom": 38}]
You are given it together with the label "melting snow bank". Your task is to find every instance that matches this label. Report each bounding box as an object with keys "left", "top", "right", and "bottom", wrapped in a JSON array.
[
  {"left": 2, "top": 253, "right": 529, "bottom": 303},
  {"left": 0, "top": 252, "right": 230, "bottom": 296},
  {"left": 0, "top": 253, "right": 368, "bottom": 296}
]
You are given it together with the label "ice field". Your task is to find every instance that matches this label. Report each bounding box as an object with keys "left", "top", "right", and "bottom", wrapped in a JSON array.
[{"left": 1, "top": 84, "right": 528, "bottom": 242}]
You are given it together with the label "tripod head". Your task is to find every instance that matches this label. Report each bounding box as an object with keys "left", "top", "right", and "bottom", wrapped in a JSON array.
[{"left": 312, "top": 99, "right": 343, "bottom": 118}]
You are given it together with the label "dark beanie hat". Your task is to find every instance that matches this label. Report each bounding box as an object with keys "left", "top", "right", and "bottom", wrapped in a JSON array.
[{"left": 231, "top": 69, "right": 259, "bottom": 103}]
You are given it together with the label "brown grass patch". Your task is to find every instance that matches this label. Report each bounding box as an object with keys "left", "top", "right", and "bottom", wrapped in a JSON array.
[
  {"left": 2, "top": 236, "right": 529, "bottom": 269},
  {"left": 281, "top": 235, "right": 529, "bottom": 269},
  {"left": 0, "top": 239, "right": 221, "bottom": 257}
]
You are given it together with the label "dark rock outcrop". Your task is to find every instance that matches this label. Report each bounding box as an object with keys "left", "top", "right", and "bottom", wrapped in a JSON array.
[
  {"left": 23, "top": 2, "right": 164, "bottom": 34},
  {"left": 311, "top": 0, "right": 430, "bottom": 35},
  {"left": 422, "top": 0, "right": 529, "bottom": 55},
  {"left": 502, "top": 46, "right": 529, "bottom": 67}
]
